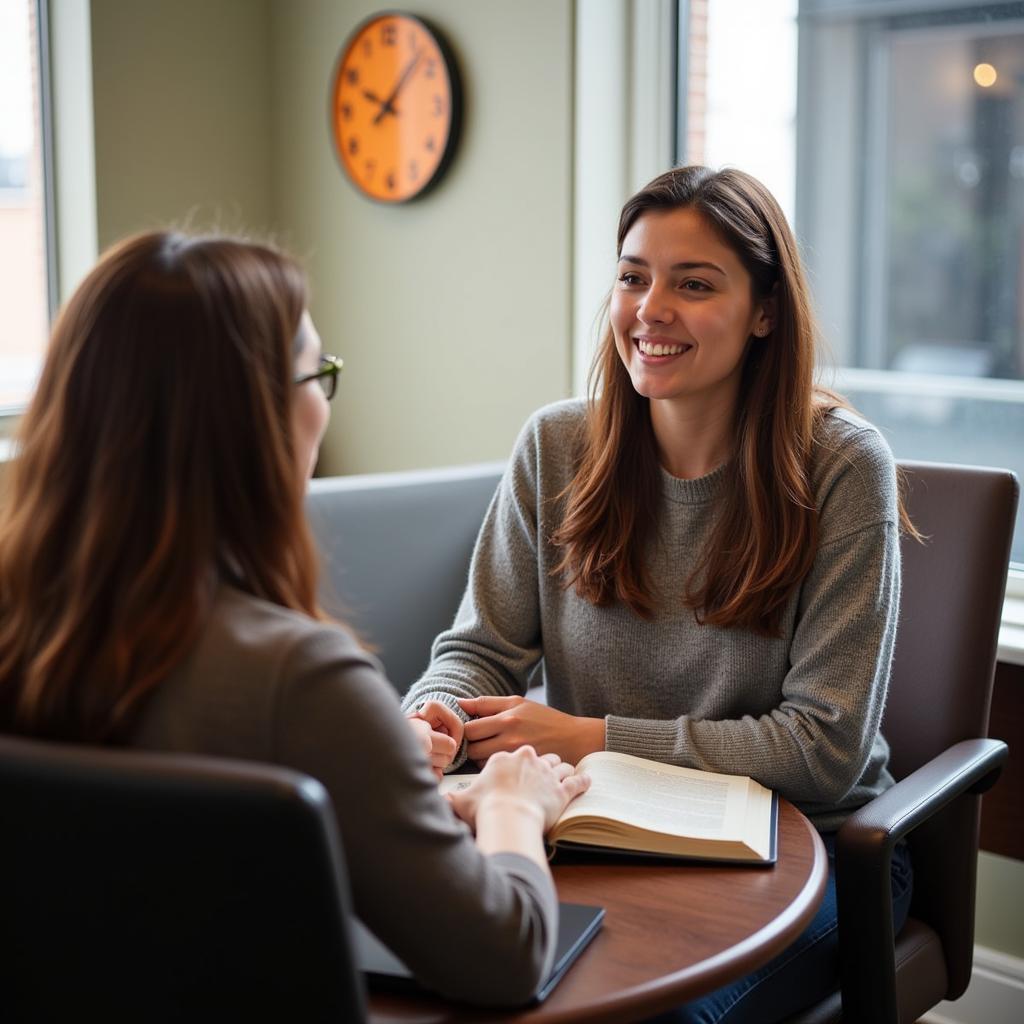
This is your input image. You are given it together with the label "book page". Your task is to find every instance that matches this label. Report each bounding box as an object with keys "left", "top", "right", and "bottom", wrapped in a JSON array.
[
  {"left": 560, "top": 752, "right": 756, "bottom": 840},
  {"left": 437, "top": 754, "right": 772, "bottom": 856}
]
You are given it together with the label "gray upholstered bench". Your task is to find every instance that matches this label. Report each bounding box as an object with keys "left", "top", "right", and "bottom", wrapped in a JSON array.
[{"left": 305, "top": 462, "right": 504, "bottom": 694}]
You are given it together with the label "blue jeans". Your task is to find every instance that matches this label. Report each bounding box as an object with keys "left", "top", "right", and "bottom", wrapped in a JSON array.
[{"left": 645, "top": 834, "right": 914, "bottom": 1024}]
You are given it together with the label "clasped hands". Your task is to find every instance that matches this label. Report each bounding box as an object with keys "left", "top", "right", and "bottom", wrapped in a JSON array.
[{"left": 407, "top": 695, "right": 605, "bottom": 775}]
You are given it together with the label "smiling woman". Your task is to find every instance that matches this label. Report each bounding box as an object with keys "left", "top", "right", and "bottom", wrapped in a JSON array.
[
  {"left": 401, "top": 165, "right": 918, "bottom": 1024},
  {"left": 611, "top": 206, "right": 774, "bottom": 476}
]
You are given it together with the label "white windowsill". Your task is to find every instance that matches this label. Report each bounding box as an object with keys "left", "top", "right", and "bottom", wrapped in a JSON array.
[{"left": 998, "top": 596, "right": 1024, "bottom": 667}]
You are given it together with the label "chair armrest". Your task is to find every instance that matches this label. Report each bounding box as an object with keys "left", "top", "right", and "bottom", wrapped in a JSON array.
[
  {"left": 835, "top": 737, "right": 1008, "bottom": 1024},
  {"left": 840, "top": 738, "right": 1007, "bottom": 852}
]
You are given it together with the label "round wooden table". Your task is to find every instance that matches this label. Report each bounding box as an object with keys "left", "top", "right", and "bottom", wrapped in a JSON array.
[{"left": 368, "top": 798, "right": 828, "bottom": 1024}]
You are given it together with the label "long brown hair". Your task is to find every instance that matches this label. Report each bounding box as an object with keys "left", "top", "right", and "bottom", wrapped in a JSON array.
[
  {"left": 553, "top": 165, "right": 886, "bottom": 635},
  {"left": 0, "top": 231, "right": 323, "bottom": 740}
]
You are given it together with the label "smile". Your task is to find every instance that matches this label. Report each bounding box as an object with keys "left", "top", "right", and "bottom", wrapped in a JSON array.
[{"left": 635, "top": 337, "right": 693, "bottom": 357}]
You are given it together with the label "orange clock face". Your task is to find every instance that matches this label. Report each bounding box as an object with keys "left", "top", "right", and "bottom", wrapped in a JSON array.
[{"left": 330, "top": 13, "right": 459, "bottom": 203}]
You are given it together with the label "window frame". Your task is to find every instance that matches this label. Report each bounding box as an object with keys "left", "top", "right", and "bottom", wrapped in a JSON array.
[
  {"left": 37, "top": 0, "right": 58, "bottom": 328},
  {"left": 860, "top": 10, "right": 1024, "bottom": 379},
  {"left": 806, "top": 1, "right": 1024, "bottom": 579}
]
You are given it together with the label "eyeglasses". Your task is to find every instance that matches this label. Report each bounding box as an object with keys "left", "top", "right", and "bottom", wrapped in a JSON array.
[{"left": 294, "top": 354, "right": 344, "bottom": 401}]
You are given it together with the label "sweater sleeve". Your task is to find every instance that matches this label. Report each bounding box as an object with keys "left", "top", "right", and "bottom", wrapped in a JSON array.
[
  {"left": 400, "top": 416, "right": 547, "bottom": 765},
  {"left": 273, "top": 628, "right": 557, "bottom": 1006},
  {"left": 605, "top": 430, "right": 901, "bottom": 809}
]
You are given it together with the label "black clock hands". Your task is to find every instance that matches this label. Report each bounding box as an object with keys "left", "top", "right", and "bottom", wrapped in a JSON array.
[
  {"left": 362, "top": 88, "right": 398, "bottom": 120},
  {"left": 373, "top": 49, "right": 422, "bottom": 125}
]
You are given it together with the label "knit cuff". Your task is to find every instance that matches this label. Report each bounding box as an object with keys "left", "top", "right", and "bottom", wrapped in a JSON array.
[
  {"left": 604, "top": 715, "right": 684, "bottom": 764},
  {"left": 406, "top": 690, "right": 472, "bottom": 772}
]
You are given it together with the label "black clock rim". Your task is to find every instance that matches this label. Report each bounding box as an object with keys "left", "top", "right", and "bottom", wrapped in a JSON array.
[{"left": 327, "top": 9, "right": 463, "bottom": 205}]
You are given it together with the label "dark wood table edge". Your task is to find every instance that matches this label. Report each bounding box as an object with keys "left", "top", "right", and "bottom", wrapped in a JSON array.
[{"left": 368, "top": 803, "right": 830, "bottom": 1024}]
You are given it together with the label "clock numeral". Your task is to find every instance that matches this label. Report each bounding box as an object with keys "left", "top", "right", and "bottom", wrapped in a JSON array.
[
  {"left": 362, "top": 37, "right": 372, "bottom": 57},
  {"left": 348, "top": 137, "right": 359, "bottom": 156},
  {"left": 385, "top": 171, "right": 396, "bottom": 192},
  {"left": 381, "top": 23, "right": 396, "bottom": 46},
  {"left": 409, "top": 160, "right": 418, "bottom": 181},
  {"left": 425, "top": 58, "right": 438, "bottom": 79},
  {"left": 340, "top": 103, "right": 353, "bottom": 121},
  {"left": 425, "top": 136, "right": 436, "bottom": 153},
  {"left": 345, "top": 67, "right": 359, "bottom": 86},
  {"left": 364, "top": 159, "right": 376, "bottom": 179},
  {"left": 408, "top": 29, "right": 418, "bottom": 49},
  {"left": 432, "top": 95, "right": 444, "bottom": 117}
]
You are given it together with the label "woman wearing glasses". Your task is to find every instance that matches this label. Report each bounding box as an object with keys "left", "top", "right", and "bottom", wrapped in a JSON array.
[{"left": 0, "top": 230, "right": 588, "bottom": 1006}]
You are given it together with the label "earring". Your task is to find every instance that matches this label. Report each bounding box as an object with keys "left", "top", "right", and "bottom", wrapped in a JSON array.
[{"left": 754, "top": 325, "right": 770, "bottom": 337}]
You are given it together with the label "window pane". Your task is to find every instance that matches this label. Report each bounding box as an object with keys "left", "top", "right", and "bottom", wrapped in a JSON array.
[
  {"left": 880, "top": 24, "right": 1024, "bottom": 380},
  {"left": 0, "top": 0, "right": 49, "bottom": 411}
]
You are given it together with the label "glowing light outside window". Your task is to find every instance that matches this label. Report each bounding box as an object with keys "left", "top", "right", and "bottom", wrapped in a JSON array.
[{"left": 974, "top": 62, "right": 998, "bottom": 88}]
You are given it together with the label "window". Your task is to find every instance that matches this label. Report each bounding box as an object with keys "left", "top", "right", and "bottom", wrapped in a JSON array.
[
  {"left": 678, "top": 0, "right": 1024, "bottom": 569},
  {"left": 0, "top": 0, "right": 51, "bottom": 414}
]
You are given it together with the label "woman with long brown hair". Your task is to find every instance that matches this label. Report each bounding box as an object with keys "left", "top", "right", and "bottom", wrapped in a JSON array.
[
  {"left": 0, "top": 230, "right": 590, "bottom": 1007},
  {"left": 401, "top": 166, "right": 913, "bottom": 1022}
]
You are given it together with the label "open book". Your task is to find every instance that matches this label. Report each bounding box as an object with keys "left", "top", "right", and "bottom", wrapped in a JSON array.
[{"left": 440, "top": 750, "right": 778, "bottom": 865}]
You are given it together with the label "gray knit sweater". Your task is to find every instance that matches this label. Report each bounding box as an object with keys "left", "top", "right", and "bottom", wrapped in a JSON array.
[{"left": 403, "top": 398, "right": 901, "bottom": 832}]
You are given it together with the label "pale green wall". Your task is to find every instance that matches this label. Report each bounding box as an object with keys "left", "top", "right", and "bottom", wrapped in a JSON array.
[
  {"left": 268, "top": 0, "right": 573, "bottom": 474},
  {"left": 90, "top": 0, "right": 274, "bottom": 248},
  {"left": 88, "top": 0, "right": 573, "bottom": 475}
]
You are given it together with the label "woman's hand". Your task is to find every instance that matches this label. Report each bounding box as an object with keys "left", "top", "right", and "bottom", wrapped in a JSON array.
[
  {"left": 448, "top": 746, "right": 591, "bottom": 839},
  {"left": 458, "top": 695, "right": 605, "bottom": 766},
  {"left": 406, "top": 700, "right": 462, "bottom": 778}
]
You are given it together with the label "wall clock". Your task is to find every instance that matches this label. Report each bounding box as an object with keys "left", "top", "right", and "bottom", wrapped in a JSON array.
[{"left": 330, "top": 12, "right": 461, "bottom": 203}]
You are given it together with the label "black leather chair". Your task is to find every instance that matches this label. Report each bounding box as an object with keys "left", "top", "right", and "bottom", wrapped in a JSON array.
[
  {"left": 0, "top": 735, "right": 367, "bottom": 1023},
  {"left": 787, "top": 462, "right": 1018, "bottom": 1024}
]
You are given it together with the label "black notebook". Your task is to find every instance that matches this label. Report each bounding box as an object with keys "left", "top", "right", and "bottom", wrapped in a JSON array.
[{"left": 353, "top": 901, "right": 605, "bottom": 1004}]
